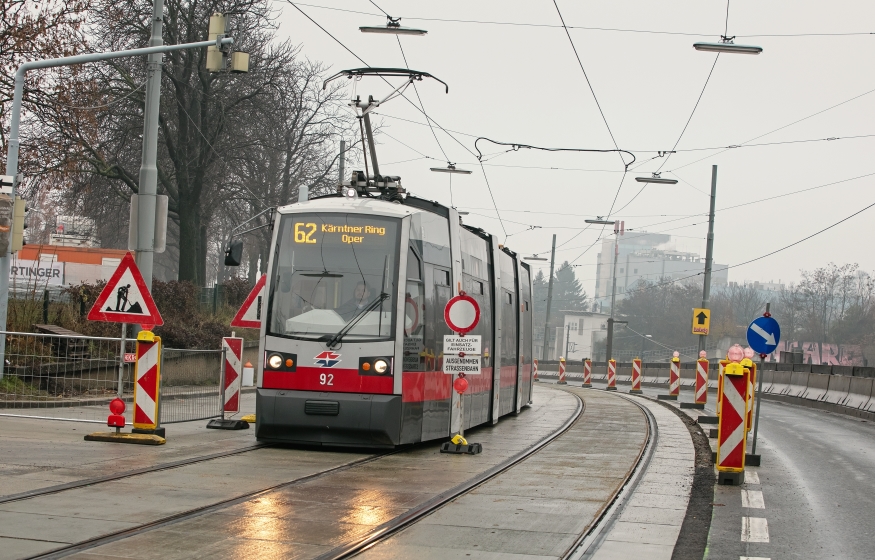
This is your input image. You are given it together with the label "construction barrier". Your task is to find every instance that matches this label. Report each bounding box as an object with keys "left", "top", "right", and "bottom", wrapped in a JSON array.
[
  {"left": 768, "top": 370, "right": 792, "bottom": 395},
  {"left": 606, "top": 359, "right": 617, "bottom": 391},
  {"left": 133, "top": 330, "right": 162, "bottom": 430},
  {"left": 745, "top": 361, "right": 756, "bottom": 433},
  {"left": 716, "top": 361, "right": 750, "bottom": 484},
  {"left": 716, "top": 359, "right": 727, "bottom": 415},
  {"left": 557, "top": 357, "right": 567, "bottom": 384},
  {"left": 583, "top": 359, "right": 592, "bottom": 387},
  {"left": 630, "top": 358, "right": 642, "bottom": 393},
  {"left": 222, "top": 337, "right": 243, "bottom": 413},
  {"left": 533, "top": 359, "right": 539, "bottom": 382},
  {"left": 845, "top": 377, "right": 873, "bottom": 409},
  {"left": 823, "top": 374, "right": 851, "bottom": 406},
  {"left": 670, "top": 357, "right": 680, "bottom": 395},
  {"left": 786, "top": 371, "right": 810, "bottom": 398},
  {"left": 802, "top": 373, "right": 830, "bottom": 401},
  {"left": 696, "top": 358, "right": 709, "bottom": 405}
]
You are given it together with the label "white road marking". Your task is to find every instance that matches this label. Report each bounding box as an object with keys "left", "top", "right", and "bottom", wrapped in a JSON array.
[
  {"left": 741, "top": 517, "right": 770, "bottom": 543},
  {"left": 746, "top": 471, "right": 760, "bottom": 484},
  {"left": 741, "top": 489, "right": 765, "bottom": 509},
  {"left": 740, "top": 557, "right": 771, "bottom": 560}
]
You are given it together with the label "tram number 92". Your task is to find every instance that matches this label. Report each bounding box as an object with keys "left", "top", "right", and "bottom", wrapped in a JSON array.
[
  {"left": 294, "top": 223, "right": 317, "bottom": 244},
  {"left": 319, "top": 373, "right": 334, "bottom": 386}
]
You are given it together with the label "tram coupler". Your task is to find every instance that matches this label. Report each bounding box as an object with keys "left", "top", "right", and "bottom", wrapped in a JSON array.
[{"left": 206, "top": 418, "right": 250, "bottom": 430}]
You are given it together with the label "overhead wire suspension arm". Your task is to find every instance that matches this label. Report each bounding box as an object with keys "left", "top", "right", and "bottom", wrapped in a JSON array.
[
  {"left": 473, "top": 137, "right": 636, "bottom": 169},
  {"left": 323, "top": 68, "right": 449, "bottom": 94}
]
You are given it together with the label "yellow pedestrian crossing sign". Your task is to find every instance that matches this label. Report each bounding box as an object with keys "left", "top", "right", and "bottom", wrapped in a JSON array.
[{"left": 692, "top": 308, "right": 710, "bottom": 335}]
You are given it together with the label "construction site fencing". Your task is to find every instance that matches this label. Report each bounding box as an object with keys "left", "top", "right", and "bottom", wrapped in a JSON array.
[
  {"left": 158, "top": 347, "right": 225, "bottom": 424},
  {"left": 0, "top": 330, "right": 228, "bottom": 426},
  {"left": 0, "top": 330, "right": 133, "bottom": 423}
]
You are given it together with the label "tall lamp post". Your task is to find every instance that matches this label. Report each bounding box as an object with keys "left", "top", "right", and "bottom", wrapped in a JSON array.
[
  {"left": 525, "top": 236, "right": 555, "bottom": 361},
  {"left": 586, "top": 219, "right": 621, "bottom": 363},
  {"left": 698, "top": 165, "right": 718, "bottom": 356}
]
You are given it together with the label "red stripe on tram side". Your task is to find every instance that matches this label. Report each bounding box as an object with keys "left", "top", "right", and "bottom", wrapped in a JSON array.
[
  {"left": 402, "top": 368, "right": 494, "bottom": 403},
  {"left": 263, "top": 366, "right": 394, "bottom": 394},
  {"left": 499, "top": 365, "right": 518, "bottom": 387}
]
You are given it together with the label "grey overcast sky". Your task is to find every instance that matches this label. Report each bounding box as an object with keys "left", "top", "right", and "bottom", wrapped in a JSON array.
[{"left": 275, "top": 0, "right": 875, "bottom": 296}]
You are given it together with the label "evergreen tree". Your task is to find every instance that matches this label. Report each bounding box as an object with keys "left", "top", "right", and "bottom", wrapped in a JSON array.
[{"left": 552, "top": 261, "right": 589, "bottom": 314}]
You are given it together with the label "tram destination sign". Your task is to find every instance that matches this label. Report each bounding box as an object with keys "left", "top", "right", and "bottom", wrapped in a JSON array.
[{"left": 443, "top": 334, "right": 482, "bottom": 374}]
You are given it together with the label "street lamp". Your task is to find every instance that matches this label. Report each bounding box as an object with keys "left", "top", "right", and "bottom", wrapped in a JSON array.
[
  {"left": 585, "top": 219, "right": 615, "bottom": 225},
  {"left": 635, "top": 172, "right": 677, "bottom": 185},
  {"left": 693, "top": 37, "right": 762, "bottom": 55},
  {"left": 360, "top": 17, "right": 427, "bottom": 36},
  {"left": 523, "top": 254, "right": 548, "bottom": 261},
  {"left": 429, "top": 163, "right": 471, "bottom": 174}
]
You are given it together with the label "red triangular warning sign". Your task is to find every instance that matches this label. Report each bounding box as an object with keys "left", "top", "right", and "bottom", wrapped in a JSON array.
[
  {"left": 231, "top": 274, "right": 266, "bottom": 329},
  {"left": 87, "top": 252, "right": 163, "bottom": 326}
]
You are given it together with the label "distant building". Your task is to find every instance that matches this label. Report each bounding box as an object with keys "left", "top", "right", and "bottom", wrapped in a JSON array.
[
  {"left": 541, "top": 311, "right": 610, "bottom": 362},
  {"left": 10, "top": 245, "right": 128, "bottom": 290},
  {"left": 593, "top": 232, "right": 728, "bottom": 313},
  {"left": 49, "top": 215, "right": 100, "bottom": 248}
]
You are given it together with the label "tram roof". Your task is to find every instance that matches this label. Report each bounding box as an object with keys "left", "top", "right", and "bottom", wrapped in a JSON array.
[{"left": 278, "top": 193, "right": 450, "bottom": 220}]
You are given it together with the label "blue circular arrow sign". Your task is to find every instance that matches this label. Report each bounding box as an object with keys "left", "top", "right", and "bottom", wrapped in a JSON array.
[{"left": 747, "top": 316, "right": 781, "bottom": 355}]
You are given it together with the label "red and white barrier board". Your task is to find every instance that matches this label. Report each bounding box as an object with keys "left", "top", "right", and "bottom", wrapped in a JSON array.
[
  {"left": 717, "top": 359, "right": 728, "bottom": 416},
  {"left": 133, "top": 332, "right": 162, "bottom": 430},
  {"left": 746, "top": 362, "right": 757, "bottom": 433},
  {"left": 716, "top": 363, "right": 750, "bottom": 472},
  {"left": 631, "top": 358, "right": 642, "bottom": 393},
  {"left": 583, "top": 359, "right": 592, "bottom": 387},
  {"left": 557, "top": 357, "right": 567, "bottom": 384},
  {"left": 533, "top": 359, "right": 538, "bottom": 381},
  {"left": 606, "top": 359, "right": 617, "bottom": 391},
  {"left": 669, "top": 359, "right": 680, "bottom": 396},
  {"left": 696, "top": 358, "right": 709, "bottom": 404},
  {"left": 222, "top": 337, "right": 243, "bottom": 414}
]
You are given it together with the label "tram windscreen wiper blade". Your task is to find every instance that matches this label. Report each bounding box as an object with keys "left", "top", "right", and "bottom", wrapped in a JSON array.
[
  {"left": 301, "top": 270, "right": 344, "bottom": 278},
  {"left": 324, "top": 292, "right": 389, "bottom": 348}
]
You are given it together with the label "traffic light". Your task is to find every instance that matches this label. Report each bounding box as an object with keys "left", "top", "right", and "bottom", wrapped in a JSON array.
[
  {"left": 11, "top": 196, "right": 26, "bottom": 252},
  {"left": 206, "top": 13, "right": 226, "bottom": 72}
]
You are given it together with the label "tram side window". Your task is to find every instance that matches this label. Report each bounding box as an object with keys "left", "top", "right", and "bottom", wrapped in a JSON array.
[{"left": 404, "top": 247, "right": 425, "bottom": 372}]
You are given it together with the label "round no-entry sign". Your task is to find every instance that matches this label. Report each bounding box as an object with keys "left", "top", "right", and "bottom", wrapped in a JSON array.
[{"left": 444, "top": 292, "right": 480, "bottom": 334}]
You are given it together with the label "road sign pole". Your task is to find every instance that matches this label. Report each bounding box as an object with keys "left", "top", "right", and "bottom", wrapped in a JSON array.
[
  {"left": 117, "top": 323, "right": 127, "bottom": 399},
  {"left": 698, "top": 165, "right": 718, "bottom": 355},
  {"left": 751, "top": 303, "right": 770, "bottom": 456}
]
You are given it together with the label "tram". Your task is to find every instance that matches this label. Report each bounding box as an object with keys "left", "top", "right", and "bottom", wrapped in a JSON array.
[
  {"left": 235, "top": 187, "right": 534, "bottom": 447},
  {"left": 225, "top": 68, "right": 534, "bottom": 447}
]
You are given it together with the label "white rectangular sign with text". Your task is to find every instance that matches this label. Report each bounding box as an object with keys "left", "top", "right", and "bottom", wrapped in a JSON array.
[{"left": 443, "top": 335, "right": 482, "bottom": 374}]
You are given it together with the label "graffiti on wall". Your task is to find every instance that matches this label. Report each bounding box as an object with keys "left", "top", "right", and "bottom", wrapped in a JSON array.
[{"left": 765, "top": 341, "right": 864, "bottom": 365}]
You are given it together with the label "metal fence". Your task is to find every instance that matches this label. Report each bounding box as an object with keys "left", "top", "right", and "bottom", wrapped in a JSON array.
[
  {"left": 0, "top": 330, "right": 133, "bottom": 423},
  {"left": 159, "top": 347, "right": 224, "bottom": 424},
  {"left": 0, "top": 330, "right": 227, "bottom": 426}
]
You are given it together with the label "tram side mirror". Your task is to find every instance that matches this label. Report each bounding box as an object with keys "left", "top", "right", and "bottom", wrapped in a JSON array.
[{"left": 224, "top": 239, "right": 243, "bottom": 266}]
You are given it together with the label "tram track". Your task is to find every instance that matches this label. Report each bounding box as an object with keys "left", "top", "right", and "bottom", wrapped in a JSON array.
[
  {"left": 25, "top": 451, "right": 395, "bottom": 560},
  {"left": 16, "top": 386, "right": 661, "bottom": 560},
  {"left": 0, "top": 443, "right": 269, "bottom": 506}
]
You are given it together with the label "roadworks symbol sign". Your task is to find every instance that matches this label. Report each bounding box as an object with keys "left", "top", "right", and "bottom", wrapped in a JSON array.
[
  {"left": 87, "top": 252, "right": 163, "bottom": 326},
  {"left": 692, "top": 307, "right": 710, "bottom": 335}
]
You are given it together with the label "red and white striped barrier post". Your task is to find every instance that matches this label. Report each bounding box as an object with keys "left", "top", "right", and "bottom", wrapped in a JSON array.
[
  {"left": 659, "top": 351, "right": 680, "bottom": 401},
  {"left": 716, "top": 347, "right": 751, "bottom": 485},
  {"left": 583, "top": 358, "right": 592, "bottom": 388},
  {"left": 222, "top": 337, "right": 243, "bottom": 413},
  {"left": 695, "top": 354, "right": 709, "bottom": 406},
  {"left": 630, "top": 358, "right": 643, "bottom": 394},
  {"left": 133, "top": 330, "right": 162, "bottom": 433},
  {"left": 717, "top": 358, "right": 728, "bottom": 416},
  {"left": 557, "top": 356, "right": 567, "bottom": 384},
  {"left": 206, "top": 336, "right": 249, "bottom": 430},
  {"left": 533, "top": 358, "right": 539, "bottom": 382},
  {"left": 606, "top": 359, "right": 617, "bottom": 391}
]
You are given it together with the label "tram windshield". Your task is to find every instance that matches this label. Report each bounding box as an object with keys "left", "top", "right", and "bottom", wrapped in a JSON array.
[{"left": 268, "top": 213, "right": 400, "bottom": 341}]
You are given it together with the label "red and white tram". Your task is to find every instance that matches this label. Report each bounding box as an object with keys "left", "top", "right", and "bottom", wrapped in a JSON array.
[{"left": 239, "top": 187, "right": 534, "bottom": 447}]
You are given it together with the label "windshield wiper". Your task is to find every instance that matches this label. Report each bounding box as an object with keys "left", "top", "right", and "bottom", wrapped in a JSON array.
[
  {"left": 301, "top": 270, "right": 344, "bottom": 278},
  {"left": 324, "top": 292, "right": 389, "bottom": 348}
]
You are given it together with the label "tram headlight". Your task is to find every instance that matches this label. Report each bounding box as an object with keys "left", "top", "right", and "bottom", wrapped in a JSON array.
[
  {"left": 344, "top": 186, "right": 357, "bottom": 198},
  {"left": 373, "top": 359, "right": 389, "bottom": 374},
  {"left": 268, "top": 354, "right": 283, "bottom": 369}
]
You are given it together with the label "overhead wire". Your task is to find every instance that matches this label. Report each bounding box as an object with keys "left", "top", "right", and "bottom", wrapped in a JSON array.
[{"left": 293, "top": 3, "right": 875, "bottom": 38}]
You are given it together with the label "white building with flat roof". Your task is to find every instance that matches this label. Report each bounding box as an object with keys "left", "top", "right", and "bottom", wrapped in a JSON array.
[{"left": 556, "top": 311, "right": 610, "bottom": 362}]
